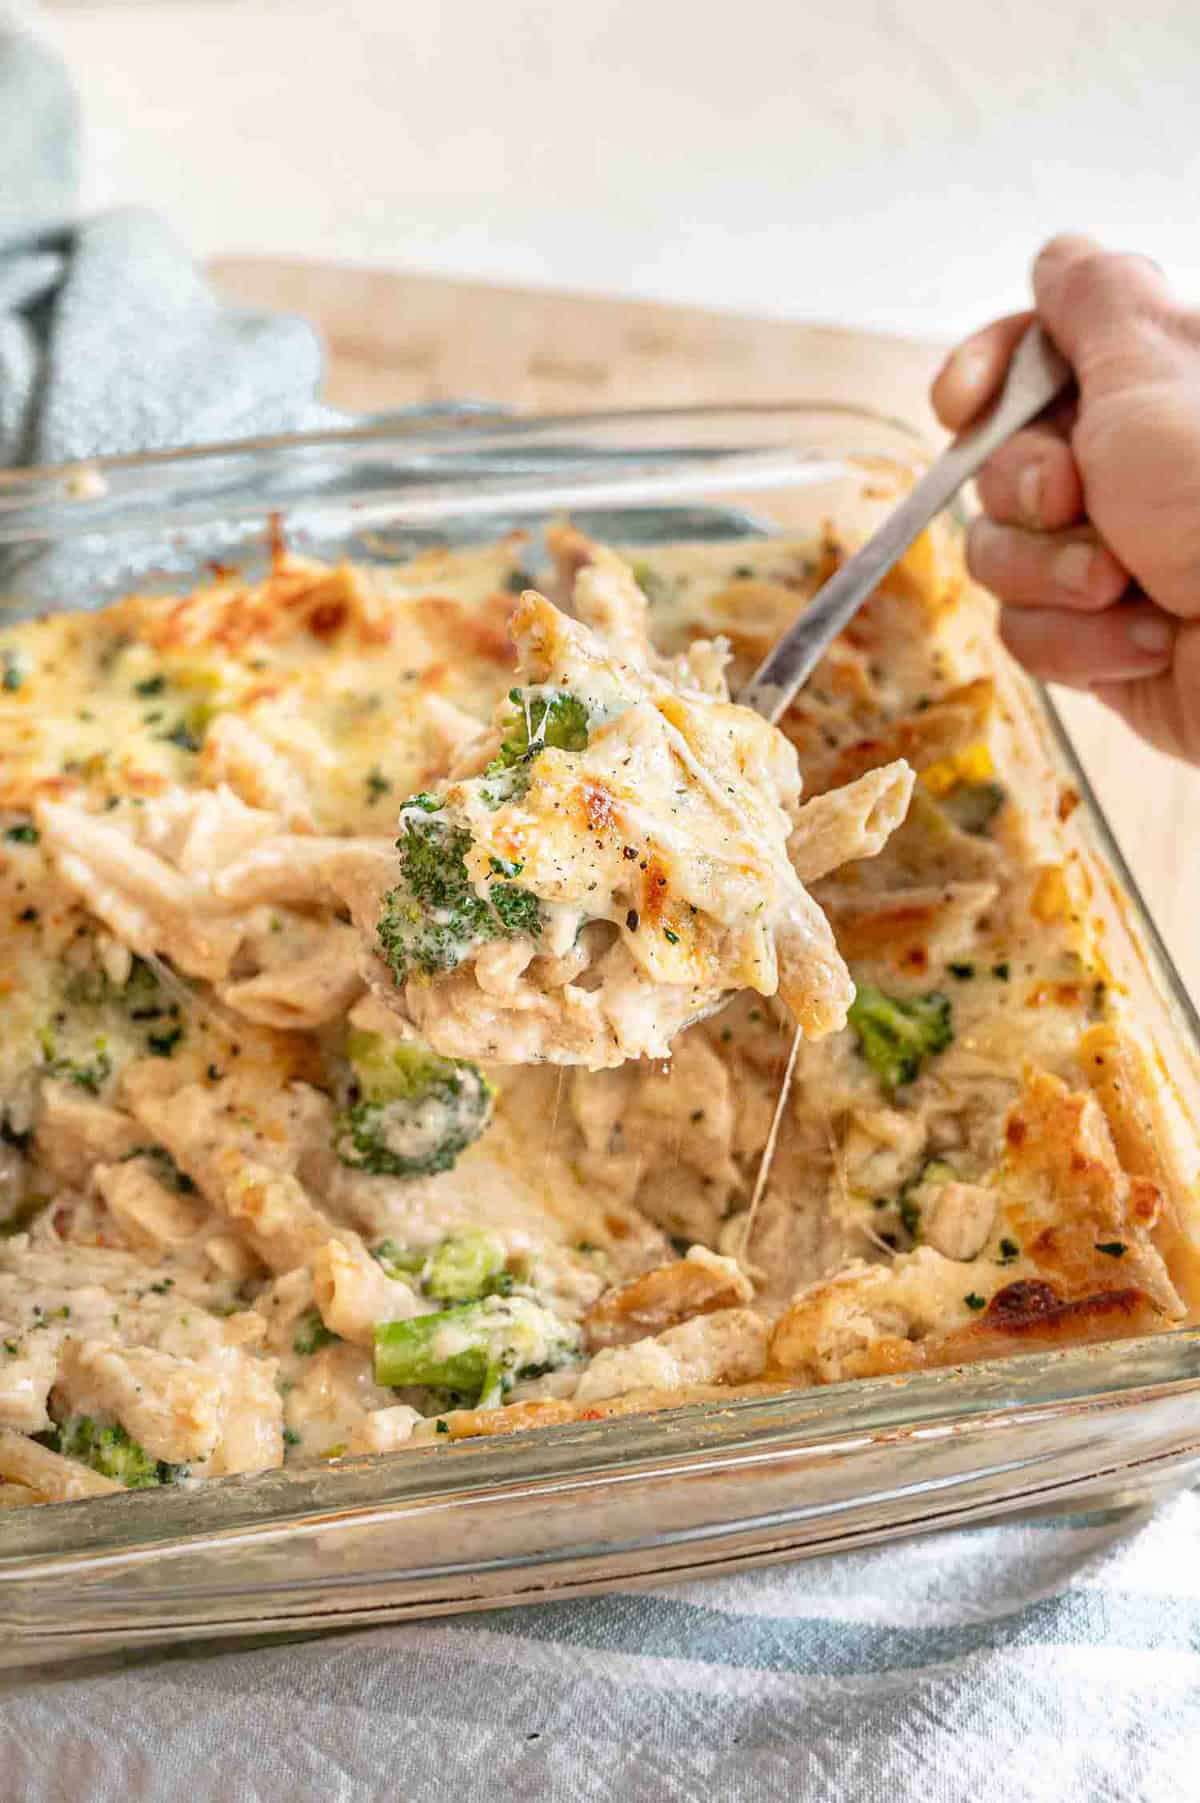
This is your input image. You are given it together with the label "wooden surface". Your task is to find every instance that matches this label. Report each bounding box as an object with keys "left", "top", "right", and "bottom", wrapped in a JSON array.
[
  {"left": 213, "top": 257, "right": 1200, "bottom": 1002},
  {"left": 211, "top": 258, "right": 948, "bottom": 423}
]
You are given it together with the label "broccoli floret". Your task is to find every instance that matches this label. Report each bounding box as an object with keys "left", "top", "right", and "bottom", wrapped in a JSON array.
[
  {"left": 38, "top": 1029, "right": 112, "bottom": 1095},
  {"left": 941, "top": 781, "right": 1007, "bottom": 836},
  {"left": 130, "top": 961, "right": 188, "bottom": 1060},
  {"left": 157, "top": 705, "right": 211, "bottom": 754},
  {"left": 60, "top": 968, "right": 114, "bottom": 1008},
  {"left": 488, "top": 882, "right": 542, "bottom": 937},
  {"left": 53, "top": 954, "right": 183, "bottom": 1077},
  {"left": 372, "top": 1238, "right": 427, "bottom": 1278},
  {"left": 61, "top": 957, "right": 161, "bottom": 1014},
  {"left": 373, "top": 1295, "right": 579, "bottom": 1406},
  {"left": 631, "top": 561, "right": 671, "bottom": 604},
  {"left": 45, "top": 1415, "right": 185, "bottom": 1488},
  {"left": 125, "top": 960, "right": 170, "bottom": 1017},
  {"left": 423, "top": 1231, "right": 508, "bottom": 1302},
  {"left": 377, "top": 804, "right": 488, "bottom": 977},
  {"left": 372, "top": 1232, "right": 512, "bottom": 1299},
  {"left": 377, "top": 797, "right": 543, "bottom": 981},
  {"left": 335, "top": 1032, "right": 494, "bottom": 1178},
  {"left": 376, "top": 1240, "right": 432, "bottom": 1283},
  {"left": 479, "top": 688, "right": 591, "bottom": 807},
  {"left": 491, "top": 688, "right": 590, "bottom": 768},
  {"left": 377, "top": 694, "right": 588, "bottom": 981},
  {"left": 292, "top": 1307, "right": 340, "bottom": 1356},
  {"left": 896, "top": 1158, "right": 957, "bottom": 1240},
  {"left": 847, "top": 984, "right": 953, "bottom": 1091}
]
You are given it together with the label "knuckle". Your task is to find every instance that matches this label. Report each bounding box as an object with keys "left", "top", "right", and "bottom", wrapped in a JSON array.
[
  {"left": 965, "top": 518, "right": 1006, "bottom": 585},
  {"left": 974, "top": 442, "right": 1007, "bottom": 484},
  {"left": 975, "top": 449, "right": 1036, "bottom": 527},
  {"left": 973, "top": 462, "right": 1004, "bottom": 513}
]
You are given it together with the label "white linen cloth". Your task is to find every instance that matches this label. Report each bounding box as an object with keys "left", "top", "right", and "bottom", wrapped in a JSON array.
[{"left": 2, "top": 1488, "right": 1197, "bottom": 1801}]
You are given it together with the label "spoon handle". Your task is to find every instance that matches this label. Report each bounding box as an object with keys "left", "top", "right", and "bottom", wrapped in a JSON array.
[{"left": 739, "top": 324, "right": 1073, "bottom": 723}]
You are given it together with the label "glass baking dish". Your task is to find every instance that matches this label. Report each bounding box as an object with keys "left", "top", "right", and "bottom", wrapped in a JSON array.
[{"left": 2, "top": 404, "right": 1200, "bottom": 1669}]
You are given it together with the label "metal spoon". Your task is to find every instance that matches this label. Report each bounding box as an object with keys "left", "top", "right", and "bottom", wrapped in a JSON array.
[{"left": 737, "top": 323, "right": 1073, "bottom": 723}]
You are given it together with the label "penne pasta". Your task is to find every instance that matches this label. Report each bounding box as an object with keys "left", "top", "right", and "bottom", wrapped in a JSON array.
[{"left": 0, "top": 523, "right": 1193, "bottom": 1509}]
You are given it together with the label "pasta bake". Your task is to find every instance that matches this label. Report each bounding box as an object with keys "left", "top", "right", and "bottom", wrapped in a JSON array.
[{"left": 0, "top": 514, "right": 1196, "bottom": 1508}]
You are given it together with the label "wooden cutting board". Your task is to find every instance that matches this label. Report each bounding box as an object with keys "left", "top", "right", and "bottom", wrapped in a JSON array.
[{"left": 213, "top": 257, "right": 1200, "bottom": 1002}]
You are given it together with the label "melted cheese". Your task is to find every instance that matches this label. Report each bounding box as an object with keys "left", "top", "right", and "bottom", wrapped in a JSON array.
[{"left": 0, "top": 520, "right": 1192, "bottom": 1507}]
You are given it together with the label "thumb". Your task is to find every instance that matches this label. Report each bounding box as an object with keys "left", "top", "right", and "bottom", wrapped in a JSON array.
[
  {"left": 1032, "top": 234, "right": 1178, "bottom": 390},
  {"left": 1092, "top": 620, "right": 1200, "bottom": 765}
]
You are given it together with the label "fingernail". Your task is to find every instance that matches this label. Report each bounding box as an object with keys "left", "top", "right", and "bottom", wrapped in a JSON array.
[
  {"left": 1128, "top": 613, "right": 1174, "bottom": 655},
  {"left": 1054, "top": 543, "right": 1096, "bottom": 595},
  {"left": 1017, "top": 462, "right": 1044, "bottom": 527}
]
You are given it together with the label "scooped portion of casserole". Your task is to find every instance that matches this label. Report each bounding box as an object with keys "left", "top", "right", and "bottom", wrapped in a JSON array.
[
  {"left": 368, "top": 532, "right": 912, "bottom": 1067},
  {"left": 0, "top": 518, "right": 1194, "bottom": 1505}
]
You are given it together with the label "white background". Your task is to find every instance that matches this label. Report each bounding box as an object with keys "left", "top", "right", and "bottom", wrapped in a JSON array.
[{"left": 44, "top": 0, "right": 1200, "bottom": 339}]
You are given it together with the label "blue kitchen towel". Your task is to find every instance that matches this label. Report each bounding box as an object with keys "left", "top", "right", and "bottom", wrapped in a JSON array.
[
  {"left": 0, "top": 5, "right": 332, "bottom": 467},
  {"left": 2, "top": 1488, "right": 1198, "bottom": 1800}
]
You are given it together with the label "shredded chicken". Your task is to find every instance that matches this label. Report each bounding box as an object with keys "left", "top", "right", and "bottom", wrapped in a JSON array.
[
  {"left": 0, "top": 524, "right": 1190, "bottom": 1511},
  {"left": 372, "top": 555, "right": 911, "bottom": 1068}
]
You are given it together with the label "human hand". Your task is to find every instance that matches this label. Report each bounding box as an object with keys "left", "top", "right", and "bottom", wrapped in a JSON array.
[{"left": 931, "top": 234, "right": 1200, "bottom": 763}]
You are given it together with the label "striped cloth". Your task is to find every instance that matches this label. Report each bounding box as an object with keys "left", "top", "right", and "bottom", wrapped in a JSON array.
[{"left": 2, "top": 1488, "right": 1196, "bottom": 1800}]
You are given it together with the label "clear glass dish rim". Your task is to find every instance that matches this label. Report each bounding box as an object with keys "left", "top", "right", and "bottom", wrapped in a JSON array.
[
  {"left": 0, "top": 399, "right": 933, "bottom": 549},
  {"left": 4, "top": 1328, "right": 1200, "bottom": 1566},
  {"left": 2, "top": 399, "right": 1199, "bottom": 1571},
  {"left": 0, "top": 398, "right": 931, "bottom": 489}
]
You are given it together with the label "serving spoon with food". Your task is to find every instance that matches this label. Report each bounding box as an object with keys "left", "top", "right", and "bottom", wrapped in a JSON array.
[
  {"left": 738, "top": 324, "right": 1072, "bottom": 723},
  {"left": 153, "top": 324, "right": 1060, "bottom": 1089},
  {"left": 354, "top": 330, "right": 1073, "bottom": 1074},
  {"left": 731, "top": 324, "right": 1072, "bottom": 1249}
]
